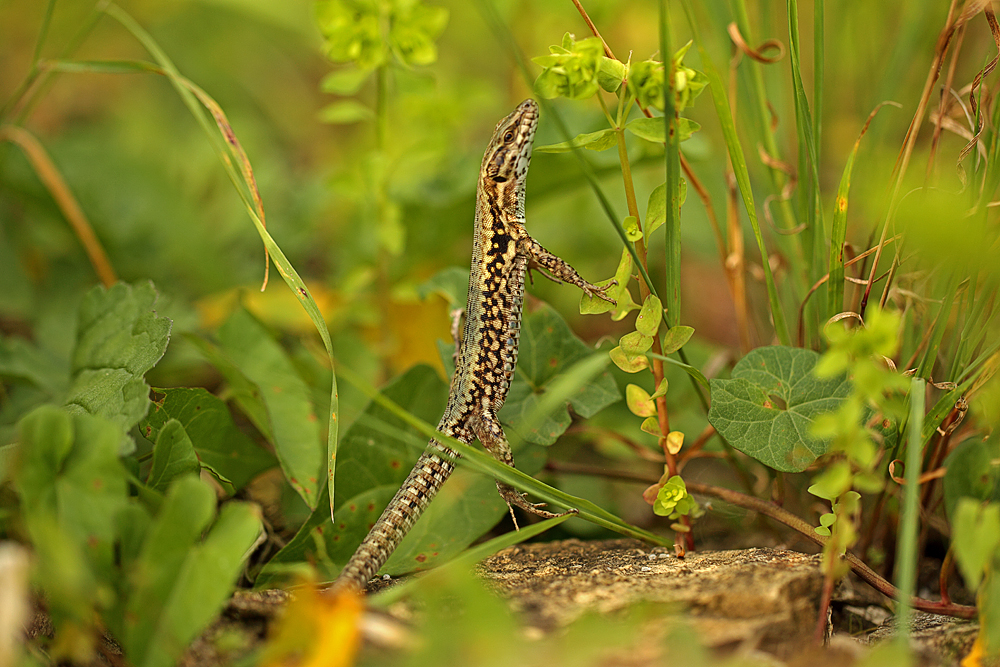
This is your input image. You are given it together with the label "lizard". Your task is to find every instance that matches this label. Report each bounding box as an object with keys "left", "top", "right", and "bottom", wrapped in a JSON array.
[{"left": 332, "top": 98, "right": 616, "bottom": 592}]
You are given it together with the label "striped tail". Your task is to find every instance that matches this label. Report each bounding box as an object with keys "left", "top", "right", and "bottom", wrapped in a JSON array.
[{"left": 331, "top": 443, "right": 457, "bottom": 592}]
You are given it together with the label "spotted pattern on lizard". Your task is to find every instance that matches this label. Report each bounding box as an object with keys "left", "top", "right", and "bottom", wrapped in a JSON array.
[{"left": 331, "top": 99, "right": 616, "bottom": 592}]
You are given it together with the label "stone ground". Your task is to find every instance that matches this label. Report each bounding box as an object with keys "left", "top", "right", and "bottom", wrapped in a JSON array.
[{"left": 169, "top": 539, "right": 983, "bottom": 666}]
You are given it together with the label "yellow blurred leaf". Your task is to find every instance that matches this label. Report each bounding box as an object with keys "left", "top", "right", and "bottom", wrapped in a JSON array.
[
  {"left": 261, "top": 582, "right": 363, "bottom": 667},
  {"left": 666, "top": 430, "right": 684, "bottom": 455}
]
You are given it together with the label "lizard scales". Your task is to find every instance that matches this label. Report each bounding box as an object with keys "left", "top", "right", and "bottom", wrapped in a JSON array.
[{"left": 333, "top": 99, "right": 614, "bottom": 592}]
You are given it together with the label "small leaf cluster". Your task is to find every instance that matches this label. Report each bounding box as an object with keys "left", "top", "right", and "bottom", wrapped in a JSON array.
[
  {"left": 533, "top": 33, "right": 626, "bottom": 100},
  {"left": 810, "top": 308, "right": 908, "bottom": 501},
  {"left": 315, "top": 0, "right": 448, "bottom": 123},
  {"left": 627, "top": 42, "right": 707, "bottom": 112},
  {"left": 316, "top": 0, "right": 448, "bottom": 70},
  {"left": 948, "top": 435, "right": 1000, "bottom": 653},
  {"left": 644, "top": 474, "right": 701, "bottom": 521}
]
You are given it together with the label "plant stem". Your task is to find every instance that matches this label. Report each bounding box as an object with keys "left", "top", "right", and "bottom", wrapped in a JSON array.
[{"left": 614, "top": 129, "right": 675, "bottom": 473}]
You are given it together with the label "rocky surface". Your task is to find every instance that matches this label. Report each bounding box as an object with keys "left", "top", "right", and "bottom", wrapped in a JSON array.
[{"left": 478, "top": 539, "right": 825, "bottom": 659}]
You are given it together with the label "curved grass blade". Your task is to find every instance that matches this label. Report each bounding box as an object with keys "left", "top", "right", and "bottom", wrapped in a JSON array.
[{"left": 65, "top": 4, "right": 341, "bottom": 516}]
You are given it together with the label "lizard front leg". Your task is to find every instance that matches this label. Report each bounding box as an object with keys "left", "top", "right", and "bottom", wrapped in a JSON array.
[
  {"left": 472, "top": 410, "right": 574, "bottom": 523},
  {"left": 520, "top": 237, "right": 617, "bottom": 304}
]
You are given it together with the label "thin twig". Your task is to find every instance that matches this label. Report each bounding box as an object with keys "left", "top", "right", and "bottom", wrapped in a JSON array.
[{"left": 0, "top": 124, "right": 117, "bottom": 287}]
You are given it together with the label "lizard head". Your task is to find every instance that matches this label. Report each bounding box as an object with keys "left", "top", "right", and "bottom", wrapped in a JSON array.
[{"left": 481, "top": 99, "right": 538, "bottom": 190}]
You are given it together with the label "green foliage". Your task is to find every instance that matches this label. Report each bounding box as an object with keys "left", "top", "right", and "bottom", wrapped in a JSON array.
[
  {"left": 653, "top": 475, "right": 698, "bottom": 520},
  {"left": 315, "top": 0, "right": 448, "bottom": 70},
  {"left": 708, "top": 346, "right": 851, "bottom": 472},
  {"left": 7, "top": 0, "right": 1000, "bottom": 661},
  {"left": 533, "top": 33, "right": 624, "bottom": 101},
  {"left": 141, "top": 388, "right": 278, "bottom": 492},
  {"left": 627, "top": 41, "right": 707, "bottom": 112},
  {"left": 14, "top": 406, "right": 261, "bottom": 665},
  {"left": 214, "top": 307, "right": 325, "bottom": 509},
  {"left": 499, "top": 306, "right": 620, "bottom": 446}
]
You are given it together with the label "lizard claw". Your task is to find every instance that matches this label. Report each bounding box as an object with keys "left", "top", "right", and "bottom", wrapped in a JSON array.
[{"left": 584, "top": 279, "right": 618, "bottom": 306}]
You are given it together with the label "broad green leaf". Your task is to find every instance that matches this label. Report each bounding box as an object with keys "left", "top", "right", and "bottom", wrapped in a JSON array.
[
  {"left": 182, "top": 334, "right": 271, "bottom": 439},
  {"left": 64, "top": 282, "right": 172, "bottom": 451},
  {"left": 597, "top": 56, "right": 626, "bottom": 92},
  {"left": 500, "top": 306, "right": 620, "bottom": 445},
  {"left": 951, "top": 499, "right": 1000, "bottom": 590},
  {"left": 609, "top": 346, "right": 649, "bottom": 373},
  {"left": 118, "top": 475, "right": 260, "bottom": 667},
  {"left": 140, "top": 502, "right": 260, "bottom": 667},
  {"left": 640, "top": 416, "right": 661, "bottom": 436},
  {"left": 661, "top": 326, "right": 695, "bottom": 354},
  {"left": 146, "top": 420, "right": 200, "bottom": 492},
  {"left": 141, "top": 388, "right": 277, "bottom": 491},
  {"left": 708, "top": 346, "right": 850, "bottom": 472},
  {"left": 625, "top": 117, "right": 666, "bottom": 143},
  {"left": 635, "top": 295, "right": 663, "bottom": 336},
  {"left": 217, "top": 308, "right": 324, "bottom": 509},
  {"left": 535, "top": 128, "right": 617, "bottom": 153},
  {"left": 581, "top": 248, "right": 639, "bottom": 320},
  {"left": 119, "top": 476, "right": 216, "bottom": 662},
  {"left": 17, "top": 406, "right": 128, "bottom": 580},
  {"left": 578, "top": 278, "right": 619, "bottom": 315},
  {"left": 943, "top": 435, "right": 1000, "bottom": 521},
  {"left": 319, "top": 67, "right": 372, "bottom": 95},
  {"left": 318, "top": 100, "right": 373, "bottom": 124},
  {"left": 619, "top": 331, "right": 653, "bottom": 359}
]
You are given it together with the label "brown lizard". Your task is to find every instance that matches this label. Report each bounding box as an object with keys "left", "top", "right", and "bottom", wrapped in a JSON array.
[{"left": 332, "top": 99, "right": 615, "bottom": 592}]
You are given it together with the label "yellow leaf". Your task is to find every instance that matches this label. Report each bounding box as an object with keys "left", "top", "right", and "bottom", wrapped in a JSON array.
[
  {"left": 261, "top": 581, "right": 363, "bottom": 667},
  {"left": 666, "top": 431, "right": 684, "bottom": 455}
]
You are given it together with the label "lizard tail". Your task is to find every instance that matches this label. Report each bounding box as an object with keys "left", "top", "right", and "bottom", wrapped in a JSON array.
[{"left": 331, "top": 446, "right": 456, "bottom": 592}]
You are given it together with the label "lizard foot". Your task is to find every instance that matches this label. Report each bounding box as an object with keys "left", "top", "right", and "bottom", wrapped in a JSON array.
[
  {"left": 583, "top": 279, "right": 618, "bottom": 305},
  {"left": 499, "top": 483, "right": 578, "bottom": 528}
]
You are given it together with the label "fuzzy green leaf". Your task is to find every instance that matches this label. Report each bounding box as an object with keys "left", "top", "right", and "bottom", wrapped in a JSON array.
[
  {"left": 708, "top": 346, "right": 850, "bottom": 472},
  {"left": 64, "top": 282, "right": 172, "bottom": 452}
]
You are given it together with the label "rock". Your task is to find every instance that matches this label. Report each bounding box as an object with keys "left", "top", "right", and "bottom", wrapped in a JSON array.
[
  {"left": 479, "top": 538, "right": 824, "bottom": 659},
  {"left": 866, "top": 612, "right": 983, "bottom": 666}
]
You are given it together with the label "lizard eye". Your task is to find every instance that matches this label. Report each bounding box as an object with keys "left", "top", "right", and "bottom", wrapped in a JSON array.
[{"left": 503, "top": 132, "right": 514, "bottom": 142}]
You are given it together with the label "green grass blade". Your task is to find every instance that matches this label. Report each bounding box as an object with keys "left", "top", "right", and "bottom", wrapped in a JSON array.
[
  {"left": 681, "top": 0, "right": 791, "bottom": 345},
  {"left": 828, "top": 103, "right": 899, "bottom": 319},
  {"left": 727, "top": 0, "right": 805, "bottom": 277},
  {"left": 660, "top": 0, "right": 682, "bottom": 324},
  {"left": 895, "top": 376, "right": 925, "bottom": 642}
]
